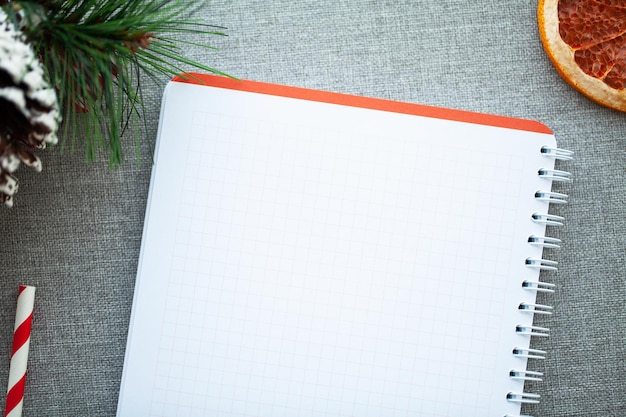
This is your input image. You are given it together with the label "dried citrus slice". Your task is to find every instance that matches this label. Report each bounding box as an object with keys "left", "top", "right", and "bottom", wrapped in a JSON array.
[{"left": 538, "top": 0, "right": 626, "bottom": 111}]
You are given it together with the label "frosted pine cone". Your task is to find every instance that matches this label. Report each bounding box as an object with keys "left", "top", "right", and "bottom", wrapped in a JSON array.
[{"left": 0, "top": 9, "right": 60, "bottom": 207}]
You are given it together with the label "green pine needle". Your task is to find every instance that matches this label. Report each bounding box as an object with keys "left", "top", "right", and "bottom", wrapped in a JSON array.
[{"left": 2, "top": 0, "right": 229, "bottom": 166}]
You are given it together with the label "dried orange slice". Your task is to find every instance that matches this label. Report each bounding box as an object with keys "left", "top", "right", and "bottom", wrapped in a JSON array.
[{"left": 538, "top": 0, "right": 626, "bottom": 111}]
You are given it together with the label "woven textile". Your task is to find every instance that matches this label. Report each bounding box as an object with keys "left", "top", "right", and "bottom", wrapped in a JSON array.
[{"left": 0, "top": 1, "right": 624, "bottom": 416}]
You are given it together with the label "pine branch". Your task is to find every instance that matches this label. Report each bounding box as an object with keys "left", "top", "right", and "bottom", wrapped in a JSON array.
[{"left": 2, "top": 0, "right": 229, "bottom": 166}]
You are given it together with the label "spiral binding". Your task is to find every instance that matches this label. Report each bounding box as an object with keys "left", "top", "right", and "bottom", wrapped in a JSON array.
[
  {"left": 525, "top": 258, "right": 558, "bottom": 271},
  {"left": 537, "top": 168, "right": 571, "bottom": 182},
  {"left": 512, "top": 348, "right": 547, "bottom": 360},
  {"left": 534, "top": 191, "right": 568, "bottom": 204},
  {"left": 531, "top": 212, "right": 564, "bottom": 226},
  {"left": 509, "top": 370, "right": 544, "bottom": 382},
  {"left": 506, "top": 145, "right": 572, "bottom": 414},
  {"left": 521, "top": 280, "right": 555, "bottom": 293},
  {"left": 527, "top": 235, "right": 561, "bottom": 249},
  {"left": 540, "top": 146, "right": 574, "bottom": 161},
  {"left": 518, "top": 303, "right": 553, "bottom": 315},
  {"left": 515, "top": 324, "right": 550, "bottom": 337}
]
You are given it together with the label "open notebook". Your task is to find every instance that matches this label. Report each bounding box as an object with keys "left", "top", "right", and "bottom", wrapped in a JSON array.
[{"left": 117, "top": 74, "right": 571, "bottom": 417}]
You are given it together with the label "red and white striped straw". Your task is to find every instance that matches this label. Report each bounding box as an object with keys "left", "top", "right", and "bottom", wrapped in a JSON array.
[{"left": 5, "top": 286, "right": 35, "bottom": 417}]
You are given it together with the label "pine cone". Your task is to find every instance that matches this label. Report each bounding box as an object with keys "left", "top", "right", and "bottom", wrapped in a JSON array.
[{"left": 0, "top": 9, "right": 60, "bottom": 207}]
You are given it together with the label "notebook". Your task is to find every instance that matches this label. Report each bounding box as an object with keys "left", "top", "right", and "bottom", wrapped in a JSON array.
[{"left": 117, "top": 73, "right": 572, "bottom": 417}]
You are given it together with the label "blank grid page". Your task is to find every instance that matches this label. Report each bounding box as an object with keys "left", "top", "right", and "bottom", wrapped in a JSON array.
[{"left": 117, "top": 79, "right": 555, "bottom": 417}]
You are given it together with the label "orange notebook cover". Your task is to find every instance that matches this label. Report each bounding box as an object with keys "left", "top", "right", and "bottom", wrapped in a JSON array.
[{"left": 173, "top": 73, "right": 552, "bottom": 134}]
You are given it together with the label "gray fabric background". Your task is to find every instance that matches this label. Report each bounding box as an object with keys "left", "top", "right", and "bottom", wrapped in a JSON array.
[{"left": 0, "top": 1, "right": 624, "bottom": 416}]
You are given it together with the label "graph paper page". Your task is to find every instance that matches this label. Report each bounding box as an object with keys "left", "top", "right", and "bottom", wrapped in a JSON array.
[{"left": 117, "top": 76, "right": 556, "bottom": 417}]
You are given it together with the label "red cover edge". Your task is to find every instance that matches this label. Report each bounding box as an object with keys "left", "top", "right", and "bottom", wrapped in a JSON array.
[{"left": 172, "top": 73, "right": 553, "bottom": 135}]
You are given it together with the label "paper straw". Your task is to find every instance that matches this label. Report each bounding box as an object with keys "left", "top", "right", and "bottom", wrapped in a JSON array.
[{"left": 5, "top": 286, "right": 35, "bottom": 417}]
